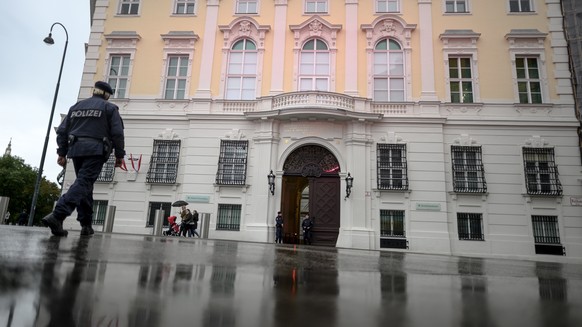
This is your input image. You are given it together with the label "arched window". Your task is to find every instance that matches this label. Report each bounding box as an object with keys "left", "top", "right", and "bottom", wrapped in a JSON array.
[
  {"left": 299, "top": 38, "right": 330, "bottom": 91},
  {"left": 373, "top": 39, "right": 404, "bottom": 101},
  {"left": 226, "top": 39, "right": 258, "bottom": 100}
]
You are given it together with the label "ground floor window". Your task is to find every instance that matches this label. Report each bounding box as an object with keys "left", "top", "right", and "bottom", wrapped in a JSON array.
[
  {"left": 147, "top": 202, "right": 172, "bottom": 227},
  {"left": 457, "top": 212, "right": 484, "bottom": 240},
  {"left": 92, "top": 200, "right": 108, "bottom": 225},
  {"left": 216, "top": 204, "right": 241, "bottom": 231},
  {"left": 532, "top": 215, "right": 564, "bottom": 255},
  {"left": 380, "top": 210, "right": 407, "bottom": 249}
]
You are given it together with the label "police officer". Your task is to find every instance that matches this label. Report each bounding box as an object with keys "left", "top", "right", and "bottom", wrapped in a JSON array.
[
  {"left": 275, "top": 211, "right": 284, "bottom": 243},
  {"left": 301, "top": 214, "right": 314, "bottom": 245},
  {"left": 42, "top": 81, "right": 125, "bottom": 236}
]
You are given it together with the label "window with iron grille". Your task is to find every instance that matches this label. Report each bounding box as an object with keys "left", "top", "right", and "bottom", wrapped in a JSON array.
[
  {"left": 215, "top": 140, "right": 248, "bottom": 185},
  {"left": 451, "top": 146, "right": 486, "bottom": 193},
  {"left": 119, "top": 0, "right": 140, "bottom": 15},
  {"left": 146, "top": 140, "right": 181, "bottom": 184},
  {"left": 97, "top": 155, "right": 116, "bottom": 183},
  {"left": 380, "top": 210, "right": 405, "bottom": 237},
  {"left": 532, "top": 216, "right": 560, "bottom": 245},
  {"left": 92, "top": 200, "right": 108, "bottom": 225},
  {"left": 107, "top": 54, "right": 130, "bottom": 98},
  {"left": 457, "top": 213, "right": 484, "bottom": 240},
  {"left": 522, "top": 148, "right": 562, "bottom": 196},
  {"left": 216, "top": 204, "right": 241, "bottom": 231},
  {"left": 175, "top": 0, "right": 196, "bottom": 14},
  {"left": 236, "top": 0, "right": 258, "bottom": 14},
  {"left": 147, "top": 202, "right": 172, "bottom": 227},
  {"left": 377, "top": 144, "right": 408, "bottom": 190}
]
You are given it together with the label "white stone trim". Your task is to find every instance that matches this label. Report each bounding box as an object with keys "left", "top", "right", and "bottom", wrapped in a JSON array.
[
  {"left": 158, "top": 32, "right": 199, "bottom": 100},
  {"left": 439, "top": 30, "right": 481, "bottom": 103}
]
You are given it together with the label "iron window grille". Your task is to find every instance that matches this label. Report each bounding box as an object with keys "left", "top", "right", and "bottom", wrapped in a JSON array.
[
  {"left": 216, "top": 204, "right": 241, "bottom": 231},
  {"left": 146, "top": 140, "right": 181, "bottom": 184},
  {"left": 119, "top": 0, "right": 140, "bottom": 15},
  {"left": 215, "top": 140, "right": 248, "bottom": 185},
  {"left": 522, "top": 148, "right": 562, "bottom": 196},
  {"left": 97, "top": 155, "right": 116, "bottom": 183},
  {"left": 175, "top": 0, "right": 195, "bottom": 14},
  {"left": 377, "top": 144, "right": 408, "bottom": 190},
  {"left": 380, "top": 210, "right": 405, "bottom": 237},
  {"left": 147, "top": 202, "right": 172, "bottom": 227},
  {"left": 92, "top": 200, "right": 108, "bottom": 225},
  {"left": 532, "top": 215, "right": 561, "bottom": 245},
  {"left": 457, "top": 213, "right": 484, "bottom": 240},
  {"left": 451, "top": 146, "right": 487, "bottom": 193}
]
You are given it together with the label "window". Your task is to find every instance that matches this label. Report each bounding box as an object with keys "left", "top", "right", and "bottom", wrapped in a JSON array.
[
  {"left": 445, "top": 0, "right": 468, "bottom": 13},
  {"left": 457, "top": 213, "right": 484, "bottom": 240},
  {"left": 448, "top": 57, "right": 473, "bottom": 103},
  {"left": 523, "top": 148, "right": 562, "bottom": 195},
  {"left": 515, "top": 57, "right": 542, "bottom": 104},
  {"left": 380, "top": 210, "right": 405, "bottom": 237},
  {"left": 226, "top": 39, "right": 257, "bottom": 100},
  {"left": 107, "top": 55, "right": 130, "bottom": 98},
  {"left": 451, "top": 146, "right": 486, "bottom": 193},
  {"left": 119, "top": 0, "right": 140, "bottom": 15},
  {"left": 305, "top": 0, "right": 327, "bottom": 13},
  {"left": 216, "top": 204, "right": 241, "bottom": 231},
  {"left": 532, "top": 216, "right": 560, "bottom": 244},
  {"left": 236, "top": 0, "right": 257, "bottom": 14},
  {"left": 377, "top": 0, "right": 399, "bottom": 13},
  {"left": 373, "top": 39, "right": 405, "bottom": 101},
  {"left": 147, "top": 202, "right": 172, "bottom": 227},
  {"left": 175, "top": 0, "right": 195, "bottom": 14},
  {"left": 97, "top": 155, "right": 116, "bottom": 183},
  {"left": 298, "top": 39, "right": 330, "bottom": 91},
  {"left": 92, "top": 200, "right": 108, "bottom": 225},
  {"left": 164, "top": 55, "right": 189, "bottom": 100},
  {"left": 215, "top": 140, "right": 248, "bottom": 185},
  {"left": 377, "top": 144, "right": 408, "bottom": 190},
  {"left": 146, "top": 140, "right": 181, "bottom": 184},
  {"left": 509, "top": 0, "right": 533, "bottom": 12}
]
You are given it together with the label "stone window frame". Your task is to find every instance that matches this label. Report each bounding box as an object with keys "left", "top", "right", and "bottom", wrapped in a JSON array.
[
  {"left": 158, "top": 31, "right": 199, "bottom": 101},
  {"left": 440, "top": 30, "right": 481, "bottom": 103},
  {"left": 103, "top": 31, "right": 141, "bottom": 100},
  {"left": 172, "top": 0, "right": 197, "bottom": 15}
]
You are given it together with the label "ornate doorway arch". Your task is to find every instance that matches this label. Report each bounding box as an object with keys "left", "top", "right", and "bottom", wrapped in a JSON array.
[{"left": 281, "top": 145, "right": 341, "bottom": 246}]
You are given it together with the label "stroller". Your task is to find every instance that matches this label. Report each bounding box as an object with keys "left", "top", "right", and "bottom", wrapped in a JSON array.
[{"left": 163, "top": 216, "right": 180, "bottom": 236}]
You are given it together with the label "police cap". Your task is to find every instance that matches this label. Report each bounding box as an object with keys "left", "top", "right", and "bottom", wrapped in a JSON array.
[{"left": 94, "top": 81, "right": 114, "bottom": 95}]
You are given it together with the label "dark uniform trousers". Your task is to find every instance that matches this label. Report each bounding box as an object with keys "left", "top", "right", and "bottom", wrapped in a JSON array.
[{"left": 53, "top": 155, "right": 106, "bottom": 227}]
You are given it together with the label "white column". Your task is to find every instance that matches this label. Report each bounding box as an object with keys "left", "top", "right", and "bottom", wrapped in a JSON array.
[
  {"left": 344, "top": 0, "right": 358, "bottom": 96},
  {"left": 270, "top": 0, "right": 288, "bottom": 95},
  {"left": 195, "top": 0, "right": 220, "bottom": 98},
  {"left": 418, "top": 0, "right": 438, "bottom": 101}
]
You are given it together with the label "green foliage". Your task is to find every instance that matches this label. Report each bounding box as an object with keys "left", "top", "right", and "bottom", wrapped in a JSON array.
[{"left": 0, "top": 155, "right": 61, "bottom": 225}]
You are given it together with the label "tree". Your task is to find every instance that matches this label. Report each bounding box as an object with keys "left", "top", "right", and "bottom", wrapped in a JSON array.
[{"left": 0, "top": 155, "right": 61, "bottom": 225}]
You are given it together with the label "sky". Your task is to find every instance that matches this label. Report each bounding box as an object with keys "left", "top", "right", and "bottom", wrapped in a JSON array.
[{"left": 0, "top": 1, "right": 91, "bottom": 183}]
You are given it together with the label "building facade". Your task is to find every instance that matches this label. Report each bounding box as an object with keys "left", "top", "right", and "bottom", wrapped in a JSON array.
[{"left": 64, "top": 0, "right": 582, "bottom": 259}]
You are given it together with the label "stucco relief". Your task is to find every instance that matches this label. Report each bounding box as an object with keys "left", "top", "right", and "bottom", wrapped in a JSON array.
[
  {"left": 524, "top": 136, "right": 549, "bottom": 147},
  {"left": 158, "top": 128, "right": 179, "bottom": 140},
  {"left": 361, "top": 15, "right": 416, "bottom": 49},
  {"left": 290, "top": 16, "right": 342, "bottom": 49},
  {"left": 219, "top": 17, "right": 270, "bottom": 49},
  {"left": 453, "top": 134, "right": 478, "bottom": 146}
]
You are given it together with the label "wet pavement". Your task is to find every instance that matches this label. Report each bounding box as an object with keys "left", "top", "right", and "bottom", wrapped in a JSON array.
[{"left": 0, "top": 226, "right": 581, "bottom": 327}]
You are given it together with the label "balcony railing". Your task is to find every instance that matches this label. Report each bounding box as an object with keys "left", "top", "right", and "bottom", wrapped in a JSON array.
[{"left": 272, "top": 91, "right": 355, "bottom": 110}]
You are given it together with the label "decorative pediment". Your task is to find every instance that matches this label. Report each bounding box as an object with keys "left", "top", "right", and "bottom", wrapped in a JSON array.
[
  {"left": 158, "top": 128, "right": 179, "bottom": 140},
  {"left": 161, "top": 31, "right": 199, "bottom": 49},
  {"left": 439, "top": 29, "right": 481, "bottom": 50},
  {"left": 224, "top": 129, "right": 246, "bottom": 140},
  {"left": 379, "top": 132, "right": 405, "bottom": 143},
  {"left": 361, "top": 15, "right": 416, "bottom": 48},
  {"left": 289, "top": 16, "right": 342, "bottom": 49},
  {"left": 453, "top": 134, "right": 477, "bottom": 146},
  {"left": 524, "top": 135, "right": 549, "bottom": 147},
  {"left": 505, "top": 29, "right": 547, "bottom": 50},
  {"left": 104, "top": 31, "right": 141, "bottom": 48},
  {"left": 219, "top": 17, "right": 270, "bottom": 49}
]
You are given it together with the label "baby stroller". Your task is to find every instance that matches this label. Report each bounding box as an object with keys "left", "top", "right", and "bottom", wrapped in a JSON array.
[{"left": 163, "top": 216, "right": 180, "bottom": 236}]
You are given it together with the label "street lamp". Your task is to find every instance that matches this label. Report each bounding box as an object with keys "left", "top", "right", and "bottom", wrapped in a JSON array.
[
  {"left": 267, "top": 170, "right": 275, "bottom": 195},
  {"left": 345, "top": 173, "right": 354, "bottom": 199},
  {"left": 29, "top": 22, "right": 69, "bottom": 226}
]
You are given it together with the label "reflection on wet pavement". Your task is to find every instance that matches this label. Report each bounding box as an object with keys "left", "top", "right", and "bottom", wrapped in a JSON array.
[{"left": 0, "top": 226, "right": 581, "bottom": 327}]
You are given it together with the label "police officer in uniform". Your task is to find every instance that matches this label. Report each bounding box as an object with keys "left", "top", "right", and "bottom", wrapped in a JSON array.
[{"left": 42, "top": 81, "right": 125, "bottom": 236}]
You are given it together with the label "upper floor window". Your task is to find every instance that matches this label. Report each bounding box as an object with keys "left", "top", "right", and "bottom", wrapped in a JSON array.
[
  {"left": 305, "top": 0, "right": 327, "bottom": 14},
  {"left": 107, "top": 54, "right": 131, "bottom": 99},
  {"left": 451, "top": 146, "right": 486, "bottom": 193},
  {"left": 119, "top": 0, "right": 140, "bottom": 15},
  {"left": 377, "top": 0, "right": 400, "bottom": 13},
  {"left": 236, "top": 0, "right": 258, "bottom": 14},
  {"left": 373, "top": 39, "right": 405, "bottom": 101},
  {"left": 445, "top": 0, "right": 468, "bottom": 13},
  {"left": 97, "top": 155, "right": 116, "bottom": 183},
  {"left": 164, "top": 55, "right": 189, "bottom": 100},
  {"left": 175, "top": 0, "right": 195, "bottom": 14},
  {"left": 522, "top": 148, "right": 562, "bottom": 196},
  {"left": 216, "top": 140, "right": 248, "bottom": 185},
  {"left": 509, "top": 0, "right": 533, "bottom": 12},
  {"left": 226, "top": 39, "right": 257, "bottom": 100},
  {"left": 377, "top": 144, "right": 408, "bottom": 190},
  {"left": 516, "top": 56, "right": 542, "bottom": 104},
  {"left": 299, "top": 39, "right": 330, "bottom": 92},
  {"left": 146, "top": 140, "right": 181, "bottom": 184},
  {"left": 448, "top": 57, "right": 474, "bottom": 103}
]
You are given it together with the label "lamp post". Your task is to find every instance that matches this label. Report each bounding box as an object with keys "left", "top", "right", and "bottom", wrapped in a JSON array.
[{"left": 28, "top": 22, "right": 69, "bottom": 226}]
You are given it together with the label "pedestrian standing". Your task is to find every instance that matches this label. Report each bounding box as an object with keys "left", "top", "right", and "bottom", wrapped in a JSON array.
[
  {"left": 189, "top": 210, "right": 200, "bottom": 238},
  {"left": 42, "top": 81, "right": 125, "bottom": 236},
  {"left": 18, "top": 210, "right": 28, "bottom": 226},
  {"left": 275, "top": 211, "right": 284, "bottom": 243},
  {"left": 301, "top": 214, "right": 313, "bottom": 245},
  {"left": 180, "top": 206, "right": 192, "bottom": 237}
]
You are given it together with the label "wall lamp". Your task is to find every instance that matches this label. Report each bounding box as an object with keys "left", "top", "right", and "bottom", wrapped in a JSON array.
[
  {"left": 345, "top": 172, "right": 354, "bottom": 199},
  {"left": 267, "top": 170, "right": 275, "bottom": 195}
]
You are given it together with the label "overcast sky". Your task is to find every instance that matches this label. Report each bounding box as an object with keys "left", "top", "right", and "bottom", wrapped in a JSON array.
[{"left": 0, "top": 1, "right": 91, "bottom": 183}]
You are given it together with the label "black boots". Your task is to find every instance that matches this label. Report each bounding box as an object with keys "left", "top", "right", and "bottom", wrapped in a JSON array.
[{"left": 41, "top": 214, "right": 68, "bottom": 237}]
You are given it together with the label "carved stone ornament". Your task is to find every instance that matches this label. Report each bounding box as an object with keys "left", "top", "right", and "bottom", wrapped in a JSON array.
[
  {"left": 239, "top": 21, "right": 251, "bottom": 36},
  {"left": 380, "top": 19, "right": 396, "bottom": 36},
  {"left": 524, "top": 136, "right": 549, "bottom": 147},
  {"left": 283, "top": 145, "right": 340, "bottom": 176},
  {"left": 453, "top": 134, "right": 477, "bottom": 146},
  {"left": 309, "top": 20, "right": 323, "bottom": 36},
  {"left": 158, "top": 128, "right": 179, "bottom": 140}
]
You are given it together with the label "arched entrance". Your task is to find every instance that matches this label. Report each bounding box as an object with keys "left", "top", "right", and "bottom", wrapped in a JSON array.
[{"left": 280, "top": 145, "right": 341, "bottom": 246}]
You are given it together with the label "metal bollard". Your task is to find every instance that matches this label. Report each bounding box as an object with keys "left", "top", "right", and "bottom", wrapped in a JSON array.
[
  {"left": 153, "top": 209, "right": 165, "bottom": 236},
  {"left": 103, "top": 206, "right": 116, "bottom": 233}
]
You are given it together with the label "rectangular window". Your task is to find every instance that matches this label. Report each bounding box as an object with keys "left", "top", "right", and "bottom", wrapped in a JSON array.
[
  {"left": 108, "top": 54, "right": 130, "bottom": 98},
  {"left": 147, "top": 202, "right": 172, "bottom": 227},
  {"left": 377, "top": 144, "right": 408, "bottom": 190},
  {"left": 92, "top": 200, "right": 108, "bottom": 225},
  {"left": 449, "top": 57, "right": 474, "bottom": 103},
  {"left": 146, "top": 140, "right": 181, "bottom": 184},
  {"left": 119, "top": 0, "right": 140, "bottom": 15},
  {"left": 445, "top": 0, "right": 468, "bottom": 13},
  {"left": 164, "top": 55, "right": 189, "bottom": 100},
  {"left": 175, "top": 0, "right": 195, "bottom": 14},
  {"left": 523, "top": 148, "right": 562, "bottom": 196},
  {"left": 216, "top": 204, "right": 242, "bottom": 231},
  {"left": 380, "top": 210, "right": 405, "bottom": 237},
  {"left": 515, "top": 56, "right": 542, "bottom": 103},
  {"left": 509, "top": 0, "right": 532, "bottom": 12},
  {"left": 236, "top": 0, "right": 257, "bottom": 14},
  {"left": 97, "top": 155, "right": 116, "bottom": 183},
  {"left": 457, "top": 213, "right": 484, "bottom": 240},
  {"left": 377, "top": 0, "right": 399, "bottom": 13},
  {"left": 216, "top": 140, "right": 249, "bottom": 185},
  {"left": 451, "top": 146, "right": 486, "bottom": 193},
  {"left": 305, "top": 0, "right": 327, "bottom": 13},
  {"left": 532, "top": 216, "right": 560, "bottom": 244}
]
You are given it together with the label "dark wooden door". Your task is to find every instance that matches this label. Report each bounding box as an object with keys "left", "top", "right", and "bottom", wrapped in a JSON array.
[
  {"left": 309, "top": 176, "right": 340, "bottom": 246},
  {"left": 281, "top": 176, "right": 307, "bottom": 244}
]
